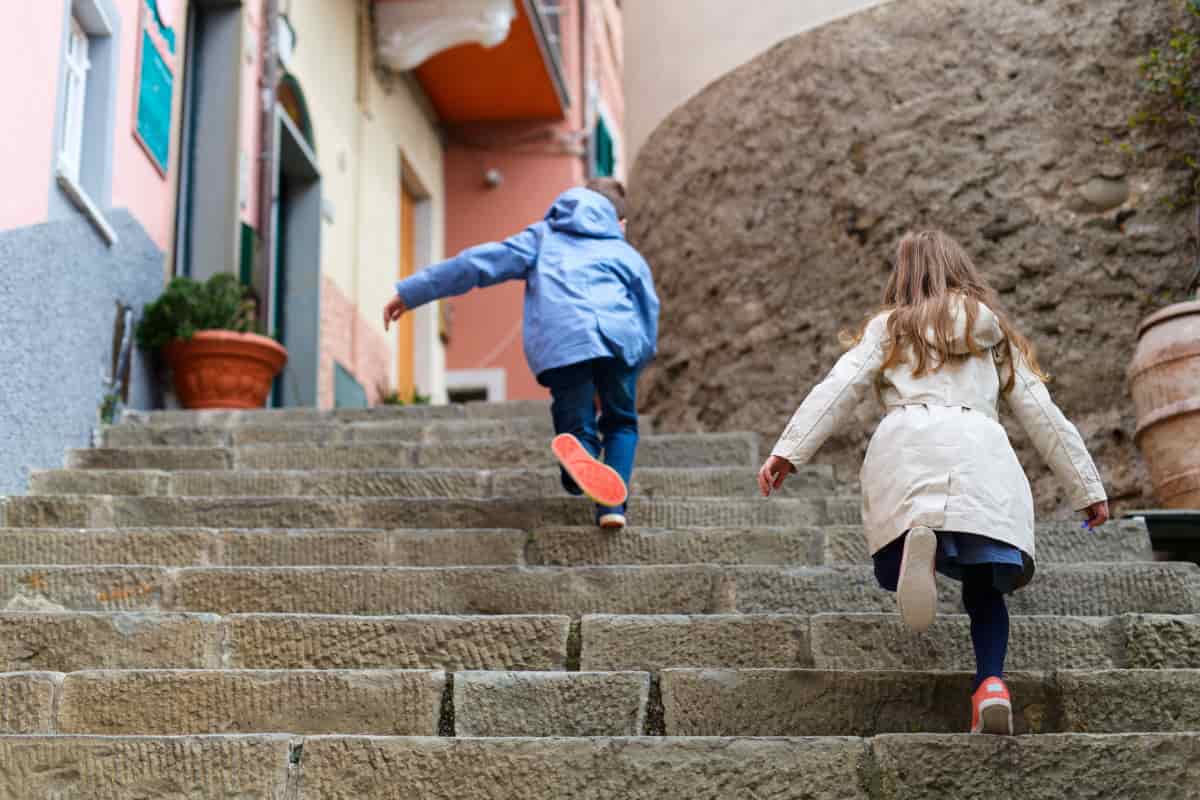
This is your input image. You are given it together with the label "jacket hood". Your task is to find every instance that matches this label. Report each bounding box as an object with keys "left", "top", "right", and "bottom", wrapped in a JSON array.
[
  {"left": 926, "top": 296, "right": 1004, "bottom": 353},
  {"left": 544, "top": 188, "right": 623, "bottom": 238}
]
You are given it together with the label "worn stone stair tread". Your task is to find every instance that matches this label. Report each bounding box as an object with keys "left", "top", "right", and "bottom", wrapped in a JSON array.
[
  {"left": 0, "top": 525, "right": 823, "bottom": 567},
  {"left": 100, "top": 418, "right": 558, "bottom": 448},
  {"left": 121, "top": 400, "right": 553, "bottom": 427},
  {"left": 1, "top": 563, "right": 1195, "bottom": 616},
  {"left": 659, "top": 667, "right": 1200, "bottom": 736},
  {"left": 65, "top": 432, "right": 759, "bottom": 471},
  {"left": 29, "top": 465, "right": 835, "bottom": 499},
  {"left": 7, "top": 666, "right": 1198, "bottom": 738},
  {"left": 821, "top": 519, "right": 1154, "bottom": 564},
  {"left": 0, "top": 494, "right": 853, "bottom": 531},
  {"left": 453, "top": 670, "right": 652, "bottom": 737},
  {"left": 4, "top": 668, "right": 446, "bottom": 736},
  {"left": 0, "top": 610, "right": 571, "bottom": 672},
  {"left": 1, "top": 732, "right": 1195, "bottom": 799},
  {"left": 580, "top": 612, "right": 1200, "bottom": 671},
  {"left": 0, "top": 527, "right": 531, "bottom": 566}
]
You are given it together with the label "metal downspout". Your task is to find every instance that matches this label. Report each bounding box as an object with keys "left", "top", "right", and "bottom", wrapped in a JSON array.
[{"left": 258, "top": 0, "right": 281, "bottom": 333}]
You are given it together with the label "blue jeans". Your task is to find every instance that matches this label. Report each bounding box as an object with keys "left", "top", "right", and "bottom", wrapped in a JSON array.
[{"left": 538, "top": 357, "right": 641, "bottom": 517}]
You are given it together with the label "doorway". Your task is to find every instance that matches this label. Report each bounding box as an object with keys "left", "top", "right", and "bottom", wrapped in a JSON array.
[
  {"left": 396, "top": 182, "right": 417, "bottom": 401},
  {"left": 271, "top": 107, "right": 321, "bottom": 407}
]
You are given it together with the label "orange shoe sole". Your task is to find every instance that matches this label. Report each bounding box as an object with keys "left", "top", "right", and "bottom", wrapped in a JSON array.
[{"left": 551, "top": 433, "right": 628, "bottom": 508}]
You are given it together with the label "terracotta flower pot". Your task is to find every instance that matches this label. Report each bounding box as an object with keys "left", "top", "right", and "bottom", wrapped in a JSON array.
[
  {"left": 1129, "top": 300, "right": 1200, "bottom": 508},
  {"left": 163, "top": 330, "right": 288, "bottom": 410}
]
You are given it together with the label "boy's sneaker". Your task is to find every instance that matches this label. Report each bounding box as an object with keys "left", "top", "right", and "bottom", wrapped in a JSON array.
[
  {"left": 970, "top": 676, "right": 1013, "bottom": 735},
  {"left": 897, "top": 526, "right": 938, "bottom": 632},
  {"left": 598, "top": 512, "right": 626, "bottom": 530},
  {"left": 551, "top": 434, "right": 628, "bottom": 508}
]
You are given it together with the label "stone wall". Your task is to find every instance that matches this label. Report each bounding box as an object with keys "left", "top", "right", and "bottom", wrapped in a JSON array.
[{"left": 629, "top": 0, "right": 1195, "bottom": 516}]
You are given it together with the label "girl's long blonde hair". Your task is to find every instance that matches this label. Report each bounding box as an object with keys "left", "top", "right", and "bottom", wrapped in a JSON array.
[{"left": 845, "top": 229, "right": 1046, "bottom": 393}]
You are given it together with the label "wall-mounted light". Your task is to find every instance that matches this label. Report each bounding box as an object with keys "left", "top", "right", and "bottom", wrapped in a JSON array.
[{"left": 483, "top": 168, "right": 504, "bottom": 189}]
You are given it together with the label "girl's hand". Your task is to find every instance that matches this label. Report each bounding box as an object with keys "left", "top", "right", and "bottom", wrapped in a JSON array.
[
  {"left": 757, "top": 455, "right": 795, "bottom": 497},
  {"left": 1083, "top": 500, "right": 1110, "bottom": 529},
  {"left": 383, "top": 295, "right": 409, "bottom": 331}
]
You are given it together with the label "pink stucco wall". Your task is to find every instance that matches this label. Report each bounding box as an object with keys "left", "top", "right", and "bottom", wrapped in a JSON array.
[
  {"left": 443, "top": 0, "right": 624, "bottom": 401},
  {"left": 0, "top": 3, "right": 64, "bottom": 231},
  {"left": 0, "top": 0, "right": 258, "bottom": 251},
  {"left": 110, "top": 0, "right": 181, "bottom": 250}
]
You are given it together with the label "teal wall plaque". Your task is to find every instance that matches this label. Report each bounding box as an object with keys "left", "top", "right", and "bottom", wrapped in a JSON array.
[{"left": 135, "top": 29, "right": 173, "bottom": 176}]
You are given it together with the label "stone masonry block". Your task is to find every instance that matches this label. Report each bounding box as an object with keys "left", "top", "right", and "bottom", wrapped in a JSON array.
[
  {"left": 58, "top": 669, "right": 445, "bottom": 735},
  {"left": 453, "top": 671, "right": 650, "bottom": 736}
]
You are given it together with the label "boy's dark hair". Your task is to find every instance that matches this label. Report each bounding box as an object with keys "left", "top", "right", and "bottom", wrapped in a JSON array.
[{"left": 585, "top": 178, "right": 626, "bottom": 220}]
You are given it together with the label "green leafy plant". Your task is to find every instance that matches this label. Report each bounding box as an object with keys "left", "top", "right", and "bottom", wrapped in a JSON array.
[
  {"left": 1125, "top": 0, "right": 1200, "bottom": 295},
  {"left": 135, "top": 273, "right": 258, "bottom": 350},
  {"left": 376, "top": 383, "right": 431, "bottom": 406}
]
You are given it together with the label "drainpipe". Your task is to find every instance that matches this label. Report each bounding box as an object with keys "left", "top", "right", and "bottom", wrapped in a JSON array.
[
  {"left": 258, "top": 0, "right": 282, "bottom": 334},
  {"left": 579, "top": 0, "right": 591, "bottom": 178}
]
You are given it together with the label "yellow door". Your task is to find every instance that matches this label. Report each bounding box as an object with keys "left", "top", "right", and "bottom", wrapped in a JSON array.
[{"left": 397, "top": 184, "right": 416, "bottom": 401}]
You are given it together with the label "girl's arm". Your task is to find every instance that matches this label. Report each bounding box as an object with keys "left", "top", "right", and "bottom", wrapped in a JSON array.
[
  {"left": 760, "top": 315, "right": 888, "bottom": 494},
  {"left": 1001, "top": 349, "right": 1107, "bottom": 515}
]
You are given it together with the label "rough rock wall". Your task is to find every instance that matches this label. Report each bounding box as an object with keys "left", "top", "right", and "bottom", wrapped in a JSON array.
[{"left": 629, "top": 0, "right": 1195, "bottom": 516}]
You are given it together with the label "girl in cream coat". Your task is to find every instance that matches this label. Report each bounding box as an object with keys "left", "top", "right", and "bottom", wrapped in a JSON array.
[{"left": 758, "top": 230, "right": 1109, "bottom": 736}]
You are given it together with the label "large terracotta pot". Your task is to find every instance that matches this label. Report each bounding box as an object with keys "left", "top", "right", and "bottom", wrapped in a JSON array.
[
  {"left": 1129, "top": 300, "right": 1200, "bottom": 508},
  {"left": 163, "top": 330, "right": 288, "bottom": 410}
]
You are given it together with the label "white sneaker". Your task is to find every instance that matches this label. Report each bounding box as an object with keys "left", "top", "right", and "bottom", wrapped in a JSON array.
[
  {"left": 598, "top": 513, "right": 626, "bottom": 530},
  {"left": 897, "top": 526, "right": 938, "bottom": 632}
]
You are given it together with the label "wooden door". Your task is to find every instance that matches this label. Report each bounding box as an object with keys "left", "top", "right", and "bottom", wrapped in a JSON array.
[{"left": 396, "top": 184, "right": 417, "bottom": 401}]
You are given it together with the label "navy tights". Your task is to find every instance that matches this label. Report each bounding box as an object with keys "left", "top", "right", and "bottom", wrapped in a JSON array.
[{"left": 961, "top": 565, "right": 1009, "bottom": 691}]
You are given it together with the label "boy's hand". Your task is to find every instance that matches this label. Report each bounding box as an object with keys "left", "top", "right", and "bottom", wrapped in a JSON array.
[
  {"left": 757, "top": 455, "right": 796, "bottom": 497},
  {"left": 383, "top": 295, "right": 409, "bottom": 331},
  {"left": 1082, "top": 500, "right": 1110, "bottom": 529}
]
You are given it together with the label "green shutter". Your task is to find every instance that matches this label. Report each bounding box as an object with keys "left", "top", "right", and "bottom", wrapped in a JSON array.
[
  {"left": 334, "top": 362, "right": 369, "bottom": 409},
  {"left": 593, "top": 117, "right": 615, "bottom": 178}
]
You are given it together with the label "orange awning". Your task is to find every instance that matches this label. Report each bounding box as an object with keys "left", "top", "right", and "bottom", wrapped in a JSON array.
[{"left": 411, "top": 1, "right": 569, "bottom": 123}]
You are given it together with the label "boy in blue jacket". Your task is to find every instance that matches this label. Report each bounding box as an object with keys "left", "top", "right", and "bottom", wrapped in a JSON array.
[{"left": 383, "top": 179, "right": 659, "bottom": 530}]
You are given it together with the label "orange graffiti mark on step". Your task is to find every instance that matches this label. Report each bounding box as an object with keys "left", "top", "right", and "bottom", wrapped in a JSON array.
[
  {"left": 21, "top": 573, "right": 48, "bottom": 592},
  {"left": 97, "top": 583, "right": 156, "bottom": 603}
]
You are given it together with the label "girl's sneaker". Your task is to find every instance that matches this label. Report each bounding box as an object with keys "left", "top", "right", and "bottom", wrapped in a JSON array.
[
  {"left": 551, "top": 434, "right": 629, "bottom": 509},
  {"left": 897, "top": 526, "right": 938, "bottom": 632},
  {"left": 970, "top": 676, "right": 1013, "bottom": 735},
  {"left": 598, "top": 512, "right": 627, "bottom": 530}
]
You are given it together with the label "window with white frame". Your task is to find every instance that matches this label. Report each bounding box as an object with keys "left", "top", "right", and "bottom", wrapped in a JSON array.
[{"left": 59, "top": 16, "right": 91, "bottom": 184}]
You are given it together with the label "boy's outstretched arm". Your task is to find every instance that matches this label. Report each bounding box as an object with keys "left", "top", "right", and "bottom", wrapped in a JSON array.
[{"left": 384, "top": 226, "right": 541, "bottom": 330}]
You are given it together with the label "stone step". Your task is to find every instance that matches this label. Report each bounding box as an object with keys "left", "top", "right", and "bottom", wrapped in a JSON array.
[
  {"left": 9, "top": 666, "right": 1197, "bottom": 738},
  {"left": 28, "top": 465, "right": 834, "bottom": 499},
  {"left": 120, "top": 399, "right": 552, "bottom": 427},
  {"left": 453, "top": 671, "right": 650, "bottom": 736},
  {"left": 0, "top": 611, "right": 570, "bottom": 672},
  {"left": 65, "top": 432, "right": 758, "bottom": 471},
  {"left": 0, "top": 734, "right": 294, "bottom": 797},
  {"left": 583, "top": 612, "right": 1200, "bottom": 671},
  {"left": 0, "top": 495, "right": 852, "bottom": 531},
  {"left": 660, "top": 668, "right": 1200, "bottom": 736},
  {"left": 100, "top": 417, "right": 556, "bottom": 448},
  {"left": 0, "top": 733, "right": 1194, "bottom": 799},
  {"left": 732, "top": 562, "right": 1200, "bottom": 616},
  {"left": 0, "top": 563, "right": 1193, "bottom": 616},
  {"left": 0, "top": 519, "right": 1138, "bottom": 569},
  {"left": 821, "top": 519, "right": 1153, "bottom": 564},
  {"left": 0, "top": 527, "right": 529, "bottom": 567},
  {"left": 6, "top": 610, "right": 1200, "bottom": 675},
  {"left": 584, "top": 612, "right": 1200, "bottom": 673},
  {"left": 56, "top": 669, "right": 444, "bottom": 735}
]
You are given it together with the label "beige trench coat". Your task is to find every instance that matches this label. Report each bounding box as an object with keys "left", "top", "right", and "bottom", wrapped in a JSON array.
[{"left": 771, "top": 301, "right": 1107, "bottom": 584}]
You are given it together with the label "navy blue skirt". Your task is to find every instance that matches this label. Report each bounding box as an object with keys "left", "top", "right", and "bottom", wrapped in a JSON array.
[{"left": 873, "top": 530, "right": 1026, "bottom": 595}]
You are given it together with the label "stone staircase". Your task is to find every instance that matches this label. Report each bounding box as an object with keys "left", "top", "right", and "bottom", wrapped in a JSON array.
[{"left": 1, "top": 401, "right": 1197, "bottom": 798}]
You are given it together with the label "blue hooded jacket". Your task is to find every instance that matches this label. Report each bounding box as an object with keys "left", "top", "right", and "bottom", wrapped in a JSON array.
[{"left": 394, "top": 187, "right": 659, "bottom": 378}]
